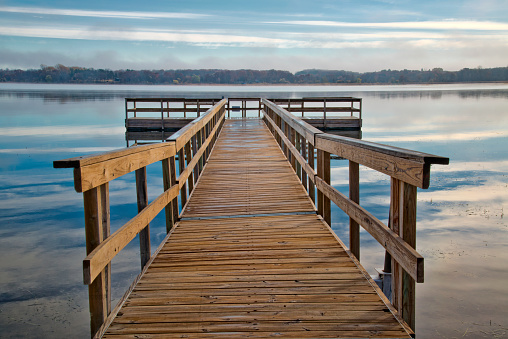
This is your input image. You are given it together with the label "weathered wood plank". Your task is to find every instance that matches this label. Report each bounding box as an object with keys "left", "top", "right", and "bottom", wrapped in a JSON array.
[
  {"left": 314, "top": 176, "right": 423, "bottom": 283},
  {"left": 135, "top": 167, "right": 150, "bottom": 268},
  {"left": 101, "top": 119, "right": 412, "bottom": 339},
  {"left": 349, "top": 161, "right": 360, "bottom": 259},
  {"left": 54, "top": 141, "right": 176, "bottom": 169},
  {"left": 83, "top": 184, "right": 110, "bottom": 337},
  {"left": 316, "top": 133, "right": 448, "bottom": 189},
  {"left": 263, "top": 99, "right": 323, "bottom": 145},
  {"left": 70, "top": 143, "right": 176, "bottom": 192},
  {"left": 83, "top": 185, "right": 179, "bottom": 285},
  {"left": 167, "top": 99, "right": 227, "bottom": 150}
]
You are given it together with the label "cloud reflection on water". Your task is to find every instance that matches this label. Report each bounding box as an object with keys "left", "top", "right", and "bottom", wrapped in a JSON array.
[{"left": 0, "top": 84, "right": 507, "bottom": 338}]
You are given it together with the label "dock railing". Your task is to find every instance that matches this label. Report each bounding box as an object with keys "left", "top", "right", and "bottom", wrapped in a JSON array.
[
  {"left": 125, "top": 97, "right": 361, "bottom": 122},
  {"left": 262, "top": 98, "right": 449, "bottom": 330},
  {"left": 269, "top": 97, "right": 362, "bottom": 120},
  {"left": 125, "top": 98, "right": 220, "bottom": 120},
  {"left": 54, "top": 99, "right": 227, "bottom": 338}
]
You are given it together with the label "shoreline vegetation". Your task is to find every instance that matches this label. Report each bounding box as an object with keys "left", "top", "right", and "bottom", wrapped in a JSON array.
[{"left": 1, "top": 65, "right": 508, "bottom": 85}]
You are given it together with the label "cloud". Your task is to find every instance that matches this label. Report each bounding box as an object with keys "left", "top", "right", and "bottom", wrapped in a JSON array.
[
  {"left": 0, "top": 6, "right": 209, "bottom": 19},
  {"left": 271, "top": 20, "right": 508, "bottom": 31},
  {"left": 0, "top": 25, "right": 298, "bottom": 48}
]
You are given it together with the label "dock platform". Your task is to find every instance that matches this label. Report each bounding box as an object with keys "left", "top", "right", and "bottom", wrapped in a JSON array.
[
  {"left": 54, "top": 97, "right": 448, "bottom": 338},
  {"left": 103, "top": 120, "right": 412, "bottom": 338}
]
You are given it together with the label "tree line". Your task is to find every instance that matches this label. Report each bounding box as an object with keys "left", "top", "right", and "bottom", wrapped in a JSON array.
[{"left": 1, "top": 64, "right": 507, "bottom": 84}]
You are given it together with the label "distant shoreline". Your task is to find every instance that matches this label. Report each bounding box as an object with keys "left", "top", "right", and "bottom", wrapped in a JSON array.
[
  {"left": 2, "top": 66, "right": 508, "bottom": 86},
  {"left": 2, "top": 81, "right": 508, "bottom": 86}
]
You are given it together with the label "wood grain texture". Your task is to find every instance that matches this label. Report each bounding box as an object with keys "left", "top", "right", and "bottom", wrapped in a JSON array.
[
  {"left": 101, "top": 119, "right": 412, "bottom": 338},
  {"left": 314, "top": 176, "right": 423, "bottom": 283},
  {"left": 83, "top": 185, "right": 179, "bottom": 285},
  {"left": 316, "top": 134, "right": 448, "bottom": 189},
  {"left": 54, "top": 141, "right": 176, "bottom": 169},
  {"left": 83, "top": 184, "right": 111, "bottom": 337},
  {"left": 263, "top": 99, "right": 323, "bottom": 146},
  {"left": 104, "top": 214, "right": 412, "bottom": 338},
  {"left": 181, "top": 120, "right": 316, "bottom": 218},
  {"left": 71, "top": 143, "right": 176, "bottom": 192},
  {"left": 167, "top": 99, "right": 227, "bottom": 150}
]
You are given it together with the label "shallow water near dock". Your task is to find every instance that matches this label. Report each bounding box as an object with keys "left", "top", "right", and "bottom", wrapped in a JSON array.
[{"left": 0, "top": 83, "right": 507, "bottom": 338}]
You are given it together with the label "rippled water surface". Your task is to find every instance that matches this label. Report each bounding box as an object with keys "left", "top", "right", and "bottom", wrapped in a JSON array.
[{"left": 0, "top": 83, "right": 507, "bottom": 338}]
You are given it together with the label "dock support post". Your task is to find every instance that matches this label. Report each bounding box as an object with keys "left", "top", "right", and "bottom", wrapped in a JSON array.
[
  {"left": 162, "top": 157, "right": 178, "bottom": 233},
  {"left": 83, "top": 183, "right": 111, "bottom": 338},
  {"left": 136, "top": 167, "right": 151, "bottom": 268},
  {"left": 289, "top": 127, "right": 296, "bottom": 171},
  {"left": 308, "top": 143, "right": 315, "bottom": 204},
  {"left": 349, "top": 161, "right": 360, "bottom": 259},
  {"left": 390, "top": 178, "right": 417, "bottom": 331},
  {"left": 317, "top": 150, "right": 331, "bottom": 225},
  {"left": 179, "top": 148, "right": 188, "bottom": 207},
  {"left": 300, "top": 134, "right": 306, "bottom": 188},
  {"left": 184, "top": 143, "right": 194, "bottom": 194}
]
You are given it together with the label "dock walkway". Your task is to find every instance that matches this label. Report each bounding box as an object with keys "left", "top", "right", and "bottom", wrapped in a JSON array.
[{"left": 102, "top": 120, "right": 412, "bottom": 338}]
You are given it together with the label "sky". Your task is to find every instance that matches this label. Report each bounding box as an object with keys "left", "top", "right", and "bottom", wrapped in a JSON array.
[{"left": 0, "top": 0, "right": 507, "bottom": 72}]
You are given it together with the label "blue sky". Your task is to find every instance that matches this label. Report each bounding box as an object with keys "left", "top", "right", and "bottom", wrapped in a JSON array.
[{"left": 0, "top": 0, "right": 507, "bottom": 71}]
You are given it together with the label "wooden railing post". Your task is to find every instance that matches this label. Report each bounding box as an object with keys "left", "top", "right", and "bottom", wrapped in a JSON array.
[
  {"left": 349, "top": 161, "right": 360, "bottom": 259},
  {"left": 308, "top": 142, "right": 315, "bottom": 204},
  {"left": 300, "top": 135, "right": 307, "bottom": 189},
  {"left": 391, "top": 178, "right": 417, "bottom": 331},
  {"left": 178, "top": 148, "right": 188, "bottom": 207},
  {"left": 83, "top": 183, "right": 111, "bottom": 337},
  {"left": 317, "top": 149, "right": 331, "bottom": 224},
  {"left": 162, "top": 156, "right": 178, "bottom": 233},
  {"left": 135, "top": 167, "right": 150, "bottom": 268},
  {"left": 289, "top": 127, "right": 296, "bottom": 171},
  {"left": 191, "top": 135, "right": 199, "bottom": 182},
  {"left": 184, "top": 143, "right": 194, "bottom": 194}
]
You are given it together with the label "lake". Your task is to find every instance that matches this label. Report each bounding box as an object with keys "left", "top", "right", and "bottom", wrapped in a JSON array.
[{"left": 0, "top": 83, "right": 507, "bottom": 338}]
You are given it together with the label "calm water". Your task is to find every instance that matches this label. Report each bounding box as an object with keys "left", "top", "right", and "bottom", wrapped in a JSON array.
[{"left": 0, "top": 83, "right": 507, "bottom": 338}]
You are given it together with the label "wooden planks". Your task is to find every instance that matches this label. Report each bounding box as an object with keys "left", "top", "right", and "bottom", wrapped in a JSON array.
[
  {"left": 181, "top": 119, "right": 316, "bottom": 218},
  {"left": 103, "top": 215, "right": 412, "bottom": 338},
  {"left": 101, "top": 119, "right": 412, "bottom": 338}
]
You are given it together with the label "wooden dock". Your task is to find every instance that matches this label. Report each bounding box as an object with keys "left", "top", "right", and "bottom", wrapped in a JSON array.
[
  {"left": 125, "top": 97, "right": 362, "bottom": 145},
  {"left": 55, "top": 98, "right": 448, "bottom": 338},
  {"left": 103, "top": 119, "right": 412, "bottom": 338}
]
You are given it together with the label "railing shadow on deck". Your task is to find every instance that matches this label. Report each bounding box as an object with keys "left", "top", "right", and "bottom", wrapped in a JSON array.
[
  {"left": 54, "top": 99, "right": 227, "bottom": 338},
  {"left": 262, "top": 98, "right": 449, "bottom": 331}
]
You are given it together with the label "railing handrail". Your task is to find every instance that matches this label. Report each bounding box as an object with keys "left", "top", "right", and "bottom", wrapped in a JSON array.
[
  {"left": 54, "top": 99, "right": 228, "bottom": 338},
  {"left": 168, "top": 99, "right": 227, "bottom": 150},
  {"left": 261, "top": 98, "right": 449, "bottom": 331},
  {"left": 56, "top": 99, "right": 227, "bottom": 190},
  {"left": 262, "top": 111, "right": 424, "bottom": 280},
  {"left": 263, "top": 99, "right": 448, "bottom": 188}
]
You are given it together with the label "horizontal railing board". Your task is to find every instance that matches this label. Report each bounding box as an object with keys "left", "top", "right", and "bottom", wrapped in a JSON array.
[
  {"left": 167, "top": 99, "right": 227, "bottom": 150},
  {"left": 282, "top": 107, "right": 361, "bottom": 112},
  {"left": 263, "top": 99, "right": 323, "bottom": 145},
  {"left": 316, "top": 134, "right": 449, "bottom": 189},
  {"left": 270, "top": 97, "right": 362, "bottom": 103},
  {"left": 54, "top": 142, "right": 175, "bottom": 169},
  {"left": 177, "top": 113, "right": 225, "bottom": 187},
  {"left": 315, "top": 177, "right": 424, "bottom": 283},
  {"left": 126, "top": 98, "right": 220, "bottom": 103},
  {"left": 83, "top": 184, "right": 180, "bottom": 285},
  {"left": 263, "top": 113, "right": 316, "bottom": 183},
  {"left": 127, "top": 108, "right": 214, "bottom": 113},
  {"left": 317, "top": 133, "right": 449, "bottom": 165},
  {"left": 73, "top": 143, "right": 177, "bottom": 192}
]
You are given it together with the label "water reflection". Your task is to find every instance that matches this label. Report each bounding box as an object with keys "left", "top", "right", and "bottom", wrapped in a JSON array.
[{"left": 0, "top": 83, "right": 507, "bottom": 338}]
